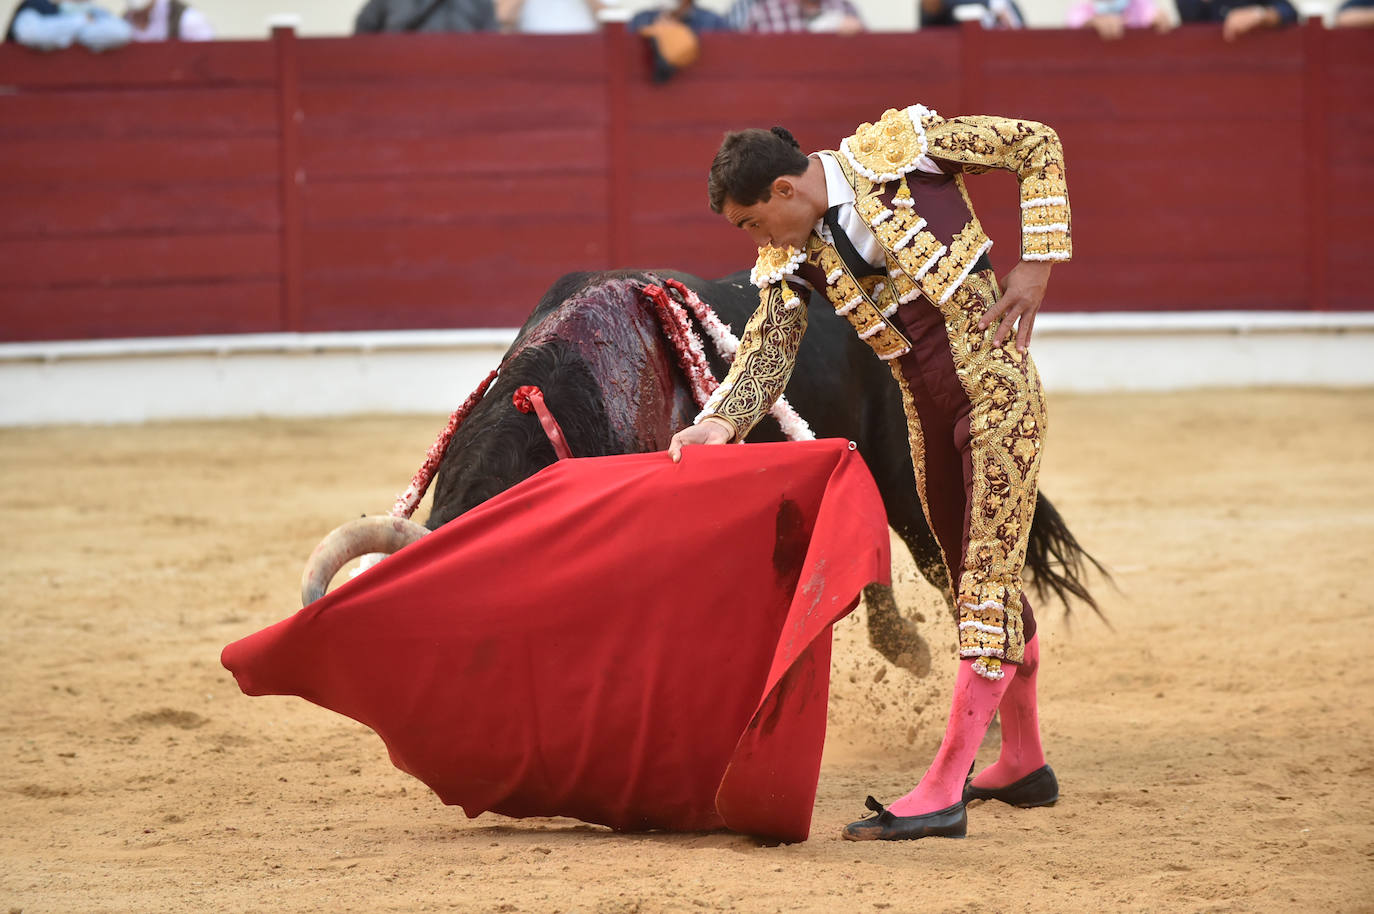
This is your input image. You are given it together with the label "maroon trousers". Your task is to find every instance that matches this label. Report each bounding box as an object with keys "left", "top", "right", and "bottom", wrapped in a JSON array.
[{"left": 889, "top": 271, "right": 1045, "bottom": 671}]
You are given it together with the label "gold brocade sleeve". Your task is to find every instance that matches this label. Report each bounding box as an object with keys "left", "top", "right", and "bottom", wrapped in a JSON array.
[
  {"left": 923, "top": 114, "right": 1072, "bottom": 263},
  {"left": 696, "top": 281, "right": 808, "bottom": 440}
]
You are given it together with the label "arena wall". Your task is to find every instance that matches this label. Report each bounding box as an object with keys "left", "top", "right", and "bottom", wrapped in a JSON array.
[
  {"left": 3, "top": 24, "right": 1371, "bottom": 342},
  {"left": 1, "top": 24, "right": 1371, "bottom": 423}
]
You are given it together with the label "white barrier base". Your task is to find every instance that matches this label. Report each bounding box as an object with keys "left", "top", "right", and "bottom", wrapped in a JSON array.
[
  {"left": 1028, "top": 312, "right": 1374, "bottom": 394},
  {"left": 2, "top": 314, "right": 1372, "bottom": 426}
]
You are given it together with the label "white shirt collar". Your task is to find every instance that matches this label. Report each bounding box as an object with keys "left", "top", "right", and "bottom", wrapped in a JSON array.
[{"left": 810, "top": 151, "right": 890, "bottom": 272}]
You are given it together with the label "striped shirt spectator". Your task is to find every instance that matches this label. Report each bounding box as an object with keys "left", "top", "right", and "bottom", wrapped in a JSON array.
[{"left": 727, "top": 0, "right": 863, "bottom": 32}]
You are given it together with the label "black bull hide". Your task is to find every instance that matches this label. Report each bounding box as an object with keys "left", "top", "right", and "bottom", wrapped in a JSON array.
[{"left": 426, "top": 269, "right": 1099, "bottom": 676}]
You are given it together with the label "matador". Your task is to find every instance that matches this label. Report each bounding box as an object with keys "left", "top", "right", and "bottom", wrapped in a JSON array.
[{"left": 668, "top": 105, "right": 1071, "bottom": 841}]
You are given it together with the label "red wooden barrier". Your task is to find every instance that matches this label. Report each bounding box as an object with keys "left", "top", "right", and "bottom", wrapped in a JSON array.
[{"left": 0, "top": 23, "right": 1370, "bottom": 342}]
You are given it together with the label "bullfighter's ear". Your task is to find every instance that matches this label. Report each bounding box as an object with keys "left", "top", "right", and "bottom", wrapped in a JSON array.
[{"left": 773, "top": 177, "right": 794, "bottom": 199}]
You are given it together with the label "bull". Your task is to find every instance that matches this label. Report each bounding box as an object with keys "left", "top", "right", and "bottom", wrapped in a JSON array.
[{"left": 303, "top": 269, "right": 1102, "bottom": 675}]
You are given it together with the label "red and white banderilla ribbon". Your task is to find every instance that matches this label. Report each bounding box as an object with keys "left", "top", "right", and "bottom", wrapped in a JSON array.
[
  {"left": 640, "top": 277, "right": 813, "bottom": 441},
  {"left": 512, "top": 385, "right": 574, "bottom": 461}
]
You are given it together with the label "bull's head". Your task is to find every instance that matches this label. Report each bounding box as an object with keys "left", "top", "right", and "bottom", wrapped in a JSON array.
[
  {"left": 296, "top": 271, "right": 697, "bottom": 606},
  {"left": 296, "top": 342, "right": 610, "bottom": 605}
]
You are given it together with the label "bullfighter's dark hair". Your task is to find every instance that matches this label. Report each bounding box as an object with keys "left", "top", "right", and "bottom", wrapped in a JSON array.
[{"left": 707, "top": 127, "right": 810, "bottom": 214}]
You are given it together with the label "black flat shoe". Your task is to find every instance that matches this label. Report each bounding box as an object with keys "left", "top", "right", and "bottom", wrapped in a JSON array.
[
  {"left": 962, "top": 764, "right": 1058, "bottom": 808},
  {"left": 841, "top": 796, "right": 967, "bottom": 841}
]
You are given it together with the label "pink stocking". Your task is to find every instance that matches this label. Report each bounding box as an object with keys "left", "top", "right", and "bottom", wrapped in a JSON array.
[
  {"left": 887, "top": 657, "right": 1014, "bottom": 817},
  {"left": 971, "top": 633, "right": 1046, "bottom": 790}
]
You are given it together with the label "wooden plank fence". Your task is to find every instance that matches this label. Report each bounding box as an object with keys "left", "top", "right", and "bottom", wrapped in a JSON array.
[{"left": 0, "top": 22, "right": 1369, "bottom": 341}]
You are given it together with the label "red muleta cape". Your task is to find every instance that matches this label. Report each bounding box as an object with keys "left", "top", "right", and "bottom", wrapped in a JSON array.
[{"left": 221, "top": 439, "right": 890, "bottom": 842}]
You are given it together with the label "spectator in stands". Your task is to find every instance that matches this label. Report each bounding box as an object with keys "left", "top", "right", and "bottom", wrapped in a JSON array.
[
  {"left": 124, "top": 0, "right": 214, "bottom": 40},
  {"left": 496, "top": 0, "right": 602, "bottom": 32},
  {"left": 5, "top": 0, "right": 132, "bottom": 50},
  {"left": 631, "top": 0, "right": 729, "bottom": 81},
  {"left": 630, "top": 0, "right": 729, "bottom": 32},
  {"left": 354, "top": 0, "right": 499, "bottom": 32},
  {"left": 1174, "top": 0, "right": 1297, "bottom": 39},
  {"left": 727, "top": 0, "right": 864, "bottom": 33},
  {"left": 918, "top": 0, "right": 1025, "bottom": 28},
  {"left": 1335, "top": 0, "right": 1374, "bottom": 24},
  {"left": 1066, "top": 0, "right": 1170, "bottom": 36}
]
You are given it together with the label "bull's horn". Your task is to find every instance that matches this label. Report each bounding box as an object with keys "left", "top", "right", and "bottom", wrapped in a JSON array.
[{"left": 300, "top": 515, "right": 430, "bottom": 606}]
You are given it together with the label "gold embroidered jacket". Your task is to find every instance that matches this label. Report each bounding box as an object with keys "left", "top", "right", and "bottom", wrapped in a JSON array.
[{"left": 699, "top": 105, "right": 1071, "bottom": 439}]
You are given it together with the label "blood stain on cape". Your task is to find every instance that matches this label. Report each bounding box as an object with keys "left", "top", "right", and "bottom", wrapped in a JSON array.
[{"left": 772, "top": 497, "right": 809, "bottom": 582}]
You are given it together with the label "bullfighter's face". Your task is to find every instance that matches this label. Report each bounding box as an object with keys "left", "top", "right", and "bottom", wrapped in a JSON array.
[{"left": 721, "top": 176, "right": 817, "bottom": 252}]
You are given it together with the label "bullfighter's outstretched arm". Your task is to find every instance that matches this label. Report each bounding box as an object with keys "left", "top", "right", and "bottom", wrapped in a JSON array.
[
  {"left": 923, "top": 114, "right": 1073, "bottom": 263},
  {"left": 696, "top": 280, "right": 809, "bottom": 441}
]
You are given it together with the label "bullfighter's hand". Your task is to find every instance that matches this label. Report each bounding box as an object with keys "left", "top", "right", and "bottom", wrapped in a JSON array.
[
  {"left": 981, "top": 260, "right": 1052, "bottom": 352},
  {"left": 668, "top": 418, "right": 733, "bottom": 463}
]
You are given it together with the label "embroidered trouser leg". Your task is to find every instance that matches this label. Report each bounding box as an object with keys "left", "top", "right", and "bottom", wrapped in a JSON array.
[{"left": 890, "top": 271, "right": 1046, "bottom": 681}]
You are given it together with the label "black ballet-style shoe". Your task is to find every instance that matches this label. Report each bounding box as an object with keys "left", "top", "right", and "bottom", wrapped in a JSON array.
[
  {"left": 840, "top": 795, "right": 967, "bottom": 841},
  {"left": 961, "top": 764, "right": 1059, "bottom": 808}
]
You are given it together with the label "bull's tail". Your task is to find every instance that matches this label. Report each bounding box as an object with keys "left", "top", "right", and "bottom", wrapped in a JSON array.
[{"left": 1025, "top": 493, "right": 1111, "bottom": 622}]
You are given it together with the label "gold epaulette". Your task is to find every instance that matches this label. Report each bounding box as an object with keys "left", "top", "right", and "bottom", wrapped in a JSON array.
[
  {"left": 749, "top": 244, "right": 807, "bottom": 289},
  {"left": 839, "top": 105, "right": 943, "bottom": 184}
]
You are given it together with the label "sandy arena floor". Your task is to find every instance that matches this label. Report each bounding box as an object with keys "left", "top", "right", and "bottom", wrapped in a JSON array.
[{"left": 2, "top": 389, "right": 1373, "bottom": 913}]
